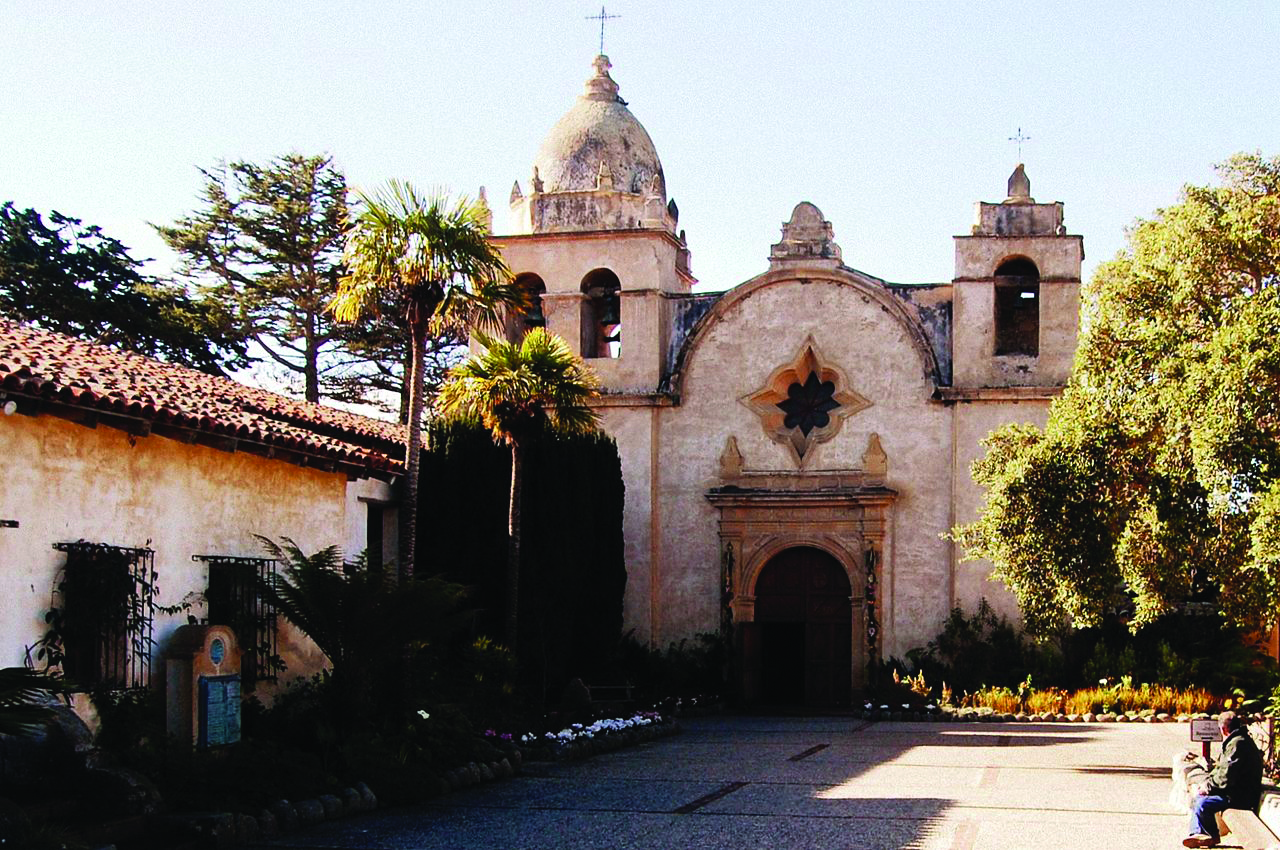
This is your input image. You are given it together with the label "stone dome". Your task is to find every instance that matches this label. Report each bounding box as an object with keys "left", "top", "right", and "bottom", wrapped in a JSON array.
[{"left": 532, "top": 56, "right": 666, "bottom": 199}]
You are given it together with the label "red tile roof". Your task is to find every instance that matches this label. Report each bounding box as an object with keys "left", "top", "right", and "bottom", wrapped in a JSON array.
[{"left": 0, "top": 320, "right": 405, "bottom": 476}]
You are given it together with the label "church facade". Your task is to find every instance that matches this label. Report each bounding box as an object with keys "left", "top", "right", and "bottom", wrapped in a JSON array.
[{"left": 492, "top": 56, "right": 1082, "bottom": 705}]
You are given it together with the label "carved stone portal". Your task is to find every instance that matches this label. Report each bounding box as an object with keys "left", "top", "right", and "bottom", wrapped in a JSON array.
[{"left": 706, "top": 479, "right": 894, "bottom": 697}]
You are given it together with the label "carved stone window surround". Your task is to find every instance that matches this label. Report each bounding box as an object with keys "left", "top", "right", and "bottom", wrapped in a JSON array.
[{"left": 740, "top": 336, "right": 871, "bottom": 467}]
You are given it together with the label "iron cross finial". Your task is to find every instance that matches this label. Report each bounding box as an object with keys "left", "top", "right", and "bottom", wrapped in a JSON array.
[
  {"left": 1008, "top": 127, "right": 1031, "bottom": 161},
  {"left": 586, "top": 5, "right": 620, "bottom": 56}
]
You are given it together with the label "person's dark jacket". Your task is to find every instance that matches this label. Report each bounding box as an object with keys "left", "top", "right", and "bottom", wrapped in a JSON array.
[{"left": 1208, "top": 727, "right": 1264, "bottom": 810}]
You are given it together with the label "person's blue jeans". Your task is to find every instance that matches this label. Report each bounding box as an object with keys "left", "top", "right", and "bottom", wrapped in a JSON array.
[{"left": 1189, "top": 794, "right": 1230, "bottom": 840}]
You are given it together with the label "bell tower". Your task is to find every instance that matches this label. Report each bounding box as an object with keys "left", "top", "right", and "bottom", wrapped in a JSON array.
[
  {"left": 492, "top": 55, "right": 693, "bottom": 394},
  {"left": 951, "top": 165, "right": 1082, "bottom": 389}
]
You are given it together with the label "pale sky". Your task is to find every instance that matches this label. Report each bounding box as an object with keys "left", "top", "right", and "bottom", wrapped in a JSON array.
[{"left": 3, "top": 1, "right": 1277, "bottom": 295}]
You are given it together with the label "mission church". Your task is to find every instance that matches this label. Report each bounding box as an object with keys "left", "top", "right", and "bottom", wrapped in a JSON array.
[{"left": 490, "top": 55, "right": 1082, "bottom": 706}]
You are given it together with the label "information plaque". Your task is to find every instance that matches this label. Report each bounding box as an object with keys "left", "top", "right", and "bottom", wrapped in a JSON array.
[
  {"left": 198, "top": 674, "right": 242, "bottom": 748},
  {"left": 1190, "top": 718, "right": 1223, "bottom": 742}
]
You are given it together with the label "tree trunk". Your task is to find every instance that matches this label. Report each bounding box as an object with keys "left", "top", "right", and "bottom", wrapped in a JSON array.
[
  {"left": 506, "top": 439, "right": 523, "bottom": 650},
  {"left": 304, "top": 314, "right": 320, "bottom": 403},
  {"left": 398, "top": 346, "right": 414, "bottom": 425},
  {"left": 399, "top": 328, "right": 427, "bottom": 585}
]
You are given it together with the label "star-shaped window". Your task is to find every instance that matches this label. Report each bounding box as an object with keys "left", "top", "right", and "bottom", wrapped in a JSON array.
[
  {"left": 741, "top": 337, "right": 871, "bottom": 467},
  {"left": 777, "top": 372, "right": 839, "bottom": 436}
]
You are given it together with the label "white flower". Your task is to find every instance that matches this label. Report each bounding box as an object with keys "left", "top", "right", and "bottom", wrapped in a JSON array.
[{"left": 417, "top": 710, "right": 430, "bottom": 720}]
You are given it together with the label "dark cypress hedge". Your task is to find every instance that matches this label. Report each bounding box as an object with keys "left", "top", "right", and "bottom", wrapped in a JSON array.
[{"left": 416, "top": 417, "right": 627, "bottom": 699}]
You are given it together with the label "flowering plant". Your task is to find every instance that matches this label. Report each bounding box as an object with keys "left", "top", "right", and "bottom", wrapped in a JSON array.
[{"left": 478, "top": 711, "right": 666, "bottom": 747}]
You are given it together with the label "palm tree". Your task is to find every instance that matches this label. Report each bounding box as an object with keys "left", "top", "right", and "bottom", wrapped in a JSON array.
[
  {"left": 439, "top": 327, "right": 601, "bottom": 649},
  {"left": 331, "top": 181, "right": 521, "bottom": 583}
]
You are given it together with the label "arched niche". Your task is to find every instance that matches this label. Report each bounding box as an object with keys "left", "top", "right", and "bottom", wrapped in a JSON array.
[
  {"left": 993, "top": 256, "right": 1040, "bottom": 356},
  {"left": 580, "top": 268, "right": 621, "bottom": 359}
]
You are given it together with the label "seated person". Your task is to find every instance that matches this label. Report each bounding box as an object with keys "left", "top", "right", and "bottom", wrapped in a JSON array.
[{"left": 1184, "top": 710, "right": 1263, "bottom": 848}]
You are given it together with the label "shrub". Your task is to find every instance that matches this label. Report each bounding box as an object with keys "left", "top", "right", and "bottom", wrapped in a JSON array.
[{"left": 609, "top": 632, "right": 729, "bottom": 702}]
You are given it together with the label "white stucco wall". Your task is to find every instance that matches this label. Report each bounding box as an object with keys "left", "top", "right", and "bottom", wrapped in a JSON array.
[{"left": 0, "top": 413, "right": 391, "bottom": 693}]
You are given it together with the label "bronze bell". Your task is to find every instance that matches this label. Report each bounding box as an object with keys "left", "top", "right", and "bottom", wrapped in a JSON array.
[
  {"left": 524, "top": 298, "right": 545, "bottom": 327},
  {"left": 598, "top": 293, "right": 621, "bottom": 327}
]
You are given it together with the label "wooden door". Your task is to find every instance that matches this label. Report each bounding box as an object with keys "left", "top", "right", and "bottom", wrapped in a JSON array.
[{"left": 752, "top": 547, "right": 852, "bottom": 708}]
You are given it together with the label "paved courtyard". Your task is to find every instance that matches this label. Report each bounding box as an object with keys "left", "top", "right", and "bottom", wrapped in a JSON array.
[{"left": 248, "top": 716, "right": 1192, "bottom": 850}]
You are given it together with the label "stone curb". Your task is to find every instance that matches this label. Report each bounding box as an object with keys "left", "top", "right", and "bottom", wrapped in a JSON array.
[
  {"left": 858, "top": 710, "right": 1258, "bottom": 724},
  {"left": 156, "top": 781, "right": 380, "bottom": 847}
]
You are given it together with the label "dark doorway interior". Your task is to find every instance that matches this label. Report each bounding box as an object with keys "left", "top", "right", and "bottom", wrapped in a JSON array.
[{"left": 752, "top": 547, "right": 852, "bottom": 708}]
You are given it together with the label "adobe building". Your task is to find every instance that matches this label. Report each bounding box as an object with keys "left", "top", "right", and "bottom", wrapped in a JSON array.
[
  {"left": 492, "top": 55, "right": 1083, "bottom": 707},
  {"left": 0, "top": 321, "right": 402, "bottom": 708}
]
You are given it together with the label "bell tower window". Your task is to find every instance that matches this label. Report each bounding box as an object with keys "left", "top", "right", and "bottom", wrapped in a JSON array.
[
  {"left": 506, "top": 273, "right": 546, "bottom": 341},
  {"left": 580, "top": 268, "right": 621, "bottom": 359},
  {"left": 993, "top": 257, "right": 1039, "bottom": 356}
]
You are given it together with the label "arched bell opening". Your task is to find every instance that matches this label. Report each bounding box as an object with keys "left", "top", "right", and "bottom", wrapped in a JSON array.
[
  {"left": 993, "top": 256, "right": 1040, "bottom": 356},
  {"left": 504, "top": 273, "right": 547, "bottom": 342},
  {"left": 580, "top": 268, "right": 621, "bottom": 359}
]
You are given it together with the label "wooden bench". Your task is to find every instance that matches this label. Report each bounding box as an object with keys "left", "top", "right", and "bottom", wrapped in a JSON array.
[{"left": 584, "top": 682, "right": 635, "bottom": 714}]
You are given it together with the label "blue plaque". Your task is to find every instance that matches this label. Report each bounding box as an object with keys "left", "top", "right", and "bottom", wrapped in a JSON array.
[
  {"left": 210, "top": 638, "right": 225, "bottom": 665},
  {"left": 198, "top": 674, "right": 241, "bottom": 748}
]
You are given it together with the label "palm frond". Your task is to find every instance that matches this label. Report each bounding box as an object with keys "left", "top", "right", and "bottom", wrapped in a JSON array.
[
  {"left": 439, "top": 328, "right": 601, "bottom": 443},
  {"left": 0, "top": 667, "right": 69, "bottom": 737},
  {"left": 333, "top": 180, "right": 516, "bottom": 332}
]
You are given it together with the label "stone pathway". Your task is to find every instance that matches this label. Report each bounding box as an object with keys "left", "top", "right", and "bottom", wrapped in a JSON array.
[{"left": 246, "top": 716, "right": 1191, "bottom": 849}]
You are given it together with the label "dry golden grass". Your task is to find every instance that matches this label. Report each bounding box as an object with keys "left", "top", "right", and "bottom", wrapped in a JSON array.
[{"left": 958, "top": 683, "right": 1215, "bottom": 715}]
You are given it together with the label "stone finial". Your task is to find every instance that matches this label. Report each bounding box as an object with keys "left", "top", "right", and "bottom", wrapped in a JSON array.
[
  {"left": 509, "top": 180, "right": 523, "bottom": 204},
  {"left": 531, "top": 166, "right": 544, "bottom": 194},
  {"left": 862, "top": 433, "right": 888, "bottom": 478},
  {"left": 769, "top": 202, "right": 842, "bottom": 267},
  {"left": 719, "top": 436, "right": 744, "bottom": 478},
  {"left": 1005, "top": 164, "right": 1033, "bottom": 204},
  {"left": 476, "top": 186, "right": 492, "bottom": 233},
  {"left": 596, "top": 160, "right": 614, "bottom": 190},
  {"left": 584, "top": 54, "right": 622, "bottom": 102},
  {"left": 666, "top": 198, "right": 679, "bottom": 223}
]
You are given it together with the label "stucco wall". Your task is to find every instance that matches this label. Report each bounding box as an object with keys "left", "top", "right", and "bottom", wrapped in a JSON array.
[
  {"left": 0, "top": 413, "right": 390, "bottom": 693},
  {"left": 950, "top": 400, "right": 1052, "bottom": 623},
  {"left": 653, "top": 277, "right": 954, "bottom": 658},
  {"left": 598, "top": 406, "right": 655, "bottom": 645}
]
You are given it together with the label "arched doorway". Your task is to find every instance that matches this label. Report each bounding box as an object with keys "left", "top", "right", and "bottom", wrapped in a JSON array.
[{"left": 751, "top": 546, "right": 852, "bottom": 707}]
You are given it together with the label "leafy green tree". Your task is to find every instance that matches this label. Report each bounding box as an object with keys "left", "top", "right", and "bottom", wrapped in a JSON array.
[
  {"left": 332, "top": 181, "right": 521, "bottom": 583},
  {"left": 0, "top": 203, "right": 248, "bottom": 373},
  {"left": 953, "top": 153, "right": 1280, "bottom": 635},
  {"left": 159, "top": 153, "right": 411, "bottom": 405},
  {"left": 439, "top": 328, "right": 600, "bottom": 649}
]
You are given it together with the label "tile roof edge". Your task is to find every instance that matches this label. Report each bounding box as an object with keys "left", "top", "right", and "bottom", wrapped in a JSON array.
[{"left": 0, "top": 320, "right": 405, "bottom": 477}]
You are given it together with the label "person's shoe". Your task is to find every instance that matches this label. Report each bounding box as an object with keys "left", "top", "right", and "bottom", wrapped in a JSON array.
[{"left": 1182, "top": 835, "right": 1218, "bottom": 848}]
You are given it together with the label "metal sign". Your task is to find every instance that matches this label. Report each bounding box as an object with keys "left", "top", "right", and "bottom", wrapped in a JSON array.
[
  {"left": 1190, "top": 718, "right": 1223, "bottom": 742},
  {"left": 199, "top": 674, "right": 242, "bottom": 748}
]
